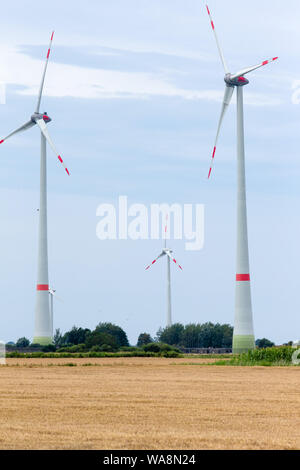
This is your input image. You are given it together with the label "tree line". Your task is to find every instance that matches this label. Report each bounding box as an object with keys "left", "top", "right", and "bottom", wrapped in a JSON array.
[{"left": 9, "top": 321, "right": 277, "bottom": 352}]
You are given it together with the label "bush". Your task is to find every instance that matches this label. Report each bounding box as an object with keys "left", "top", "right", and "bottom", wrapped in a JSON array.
[
  {"left": 57, "top": 343, "right": 87, "bottom": 353},
  {"left": 143, "top": 342, "right": 161, "bottom": 353},
  {"left": 85, "top": 332, "right": 118, "bottom": 350},
  {"left": 255, "top": 338, "right": 275, "bottom": 349},
  {"left": 120, "top": 346, "right": 139, "bottom": 352},
  {"left": 143, "top": 342, "right": 180, "bottom": 354},
  {"left": 99, "top": 344, "right": 114, "bottom": 352},
  {"left": 42, "top": 344, "right": 56, "bottom": 352}
]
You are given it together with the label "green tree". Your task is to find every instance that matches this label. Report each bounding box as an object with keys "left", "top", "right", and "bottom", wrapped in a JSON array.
[
  {"left": 53, "top": 328, "right": 63, "bottom": 347},
  {"left": 62, "top": 326, "right": 91, "bottom": 345},
  {"left": 181, "top": 324, "right": 202, "bottom": 348},
  {"left": 16, "top": 337, "right": 30, "bottom": 348},
  {"left": 221, "top": 324, "right": 233, "bottom": 348},
  {"left": 179, "top": 323, "right": 233, "bottom": 348},
  {"left": 256, "top": 338, "right": 275, "bottom": 349},
  {"left": 85, "top": 331, "right": 118, "bottom": 350},
  {"left": 94, "top": 323, "right": 129, "bottom": 347},
  {"left": 137, "top": 333, "right": 153, "bottom": 347},
  {"left": 156, "top": 323, "right": 184, "bottom": 346}
]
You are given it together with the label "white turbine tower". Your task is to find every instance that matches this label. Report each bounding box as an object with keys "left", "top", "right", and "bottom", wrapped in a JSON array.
[
  {"left": 0, "top": 32, "right": 70, "bottom": 345},
  {"left": 145, "top": 217, "right": 183, "bottom": 327},
  {"left": 205, "top": 5, "right": 278, "bottom": 353}
]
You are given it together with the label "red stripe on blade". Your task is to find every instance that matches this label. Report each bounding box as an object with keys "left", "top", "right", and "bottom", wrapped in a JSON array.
[
  {"left": 236, "top": 274, "right": 250, "bottom": 281},
  {"left": 58, "top": 155, "right": 63, "bottom": 163},
  {"left": 0, "top": 140, "right": 4, "bottom": 144},
  {"left": 262, "top": 60, "right": 268, "bottom": 66},
  {"left": 208, "top": 167, "right": 212, "bottom": 179},
  {"left": 51, "top": 32, "right": 54, "bottom": 41},
  {"left": 37, "top": 284, "right": 49, "bottom": 291},
  {"left": 212, "top": 146, "right": 216, "bottom": 159},
  {"left": 65, "top": 168, "right": 70, "bottom": 176},
  {"left": 47, "top": 49, "right": 50, "bottom": 59},
  {"left": 206, "top": 5, "right": 210, "bottom": 15},
  {"left": 211, "top": 21, "right": 214, "bottom": 30}
]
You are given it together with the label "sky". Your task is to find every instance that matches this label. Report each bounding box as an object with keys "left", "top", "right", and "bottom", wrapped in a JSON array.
[{"left": 0, "top": 0, "right": 299, "bottom": 345}]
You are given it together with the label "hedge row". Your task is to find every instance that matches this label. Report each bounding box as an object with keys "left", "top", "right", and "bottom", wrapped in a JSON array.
[{"left": 6, "top": 350, "right": 182, "bottom": 359}]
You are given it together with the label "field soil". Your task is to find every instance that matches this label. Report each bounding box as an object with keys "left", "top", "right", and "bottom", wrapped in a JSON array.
[{"left": 0, "top": 357, "right": 299, "bottom": 450}]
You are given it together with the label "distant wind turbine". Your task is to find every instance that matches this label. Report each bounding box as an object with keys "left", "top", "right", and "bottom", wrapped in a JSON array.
[
  {"left": 205, "top": 5, "right": 278, "bottom": 353},
  {"left": 145, "top": 216, "right": 183, "bottom": 327},
  {"left": 49, "top": 287, "right": 63, "bottom": 338},
  {"left": 0, "top": 32, "right": 70, "bottom": 345}
]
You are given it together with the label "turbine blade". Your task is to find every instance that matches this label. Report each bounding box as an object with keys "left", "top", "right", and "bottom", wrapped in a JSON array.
[
  {"left": 205, "top": 4, "right": 229, "bottom": 74},
  {"left": 164, "top": 214, "right": 168, "bottom": 249},
  {"left": 230, "top": 57, "right": 278, "bottom": 80},
  {"left": 35, "top": 31, "right": 54, "bottom": 113},
  {"left": 145, "top": 252, "right": 165, "bottom": 270},
  {"left": 0, "top": 120, "right": 35, "bottom": 144},
  {"left": 166, "top": 251, "right": 183, "bottom": 271},
  {"left": 52, "top": 293, "right": 63, "bottom": 302},
  {"left": 35, "top": 119, "right": 70, "bottom": 175},
  {"left": 49, "top": 288, "right": 63, "bottom": 302},
  {"left": 208, "top": 85, "right": 234, "bottom": 179}
]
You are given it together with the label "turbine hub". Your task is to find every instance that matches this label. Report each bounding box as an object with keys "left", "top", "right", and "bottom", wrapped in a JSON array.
[
  {"left": 224, "top": 74, "right": 249, "bottom": 87},
  {"left": 31, "top": 112, "right": 52, "bottom": 124}
]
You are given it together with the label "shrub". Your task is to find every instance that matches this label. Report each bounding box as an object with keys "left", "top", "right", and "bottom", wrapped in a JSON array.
[
  {"left": 57, "top": 343, "right": 87, "bottom": 353},
  {"left": 143, "top": 342, "right": 161, "bottom": 353},
  {"left": 143, "top": 342, "right": 180, "bottom": 354},
  {"left": 42, "top": 344, "right": 56, "bottom": 353},
  {"left": 85, "top": 332, "right": 118, "bottom": 350},
  {"left": 120, "top": 346, "right": 139, "bottom": 352},
  {"left": 255, "top": 338, "right": 275, "bottom": 349}
]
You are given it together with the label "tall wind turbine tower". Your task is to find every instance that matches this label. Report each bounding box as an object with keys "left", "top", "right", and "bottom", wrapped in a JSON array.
[
  {"left": 0, "top": 32, "right": 70, "bottom": 345},
  {"left": 145, "top": 217, "right": 183, "bottom": 327},
  {"left": 205, "top": 5, "right": 278, "bottom": 353}
]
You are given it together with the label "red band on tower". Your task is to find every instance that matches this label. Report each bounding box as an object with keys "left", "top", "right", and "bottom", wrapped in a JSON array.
[
  {"left": 37, "top": 284, "right": 49, "bottom": 291},
  {"left": 236, "top": 274, "right": 250, "bottom": 281}
]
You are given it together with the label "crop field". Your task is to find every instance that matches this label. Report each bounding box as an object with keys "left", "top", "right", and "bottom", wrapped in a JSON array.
[{"left": 0, "top": 357, "right": 299, "bottom": 450}]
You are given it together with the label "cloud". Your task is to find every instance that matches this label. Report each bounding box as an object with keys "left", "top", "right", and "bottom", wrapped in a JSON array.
[{"left": 0, "top": 45, "right": 282, "bottom": 105}]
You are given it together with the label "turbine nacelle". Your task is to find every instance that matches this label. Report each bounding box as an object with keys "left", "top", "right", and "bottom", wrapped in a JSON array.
[
  {"left": 224, "top": 74, "right": 249, "bottom": 87},
  {"left": 31, "top": 112, "right": 52, "bottom": 124}
]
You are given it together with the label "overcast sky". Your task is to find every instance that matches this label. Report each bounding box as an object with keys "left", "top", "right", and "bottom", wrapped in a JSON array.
[{"left": 0, "top": 0, "right": 299, "bottom": 345}]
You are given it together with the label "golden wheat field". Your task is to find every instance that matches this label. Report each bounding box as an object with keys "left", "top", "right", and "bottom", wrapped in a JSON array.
[{"left": 0, "top": 357, "right": 299, "bottom": 450}]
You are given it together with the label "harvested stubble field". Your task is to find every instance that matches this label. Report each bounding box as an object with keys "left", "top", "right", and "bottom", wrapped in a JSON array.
[{"left": 0, "top": 357, "right": 299, "bottom": 450}]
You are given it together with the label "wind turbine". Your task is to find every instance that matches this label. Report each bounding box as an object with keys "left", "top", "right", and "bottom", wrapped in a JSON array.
[
  {"left": 145, "top": 217, "right": 183, "bottom": 327},
  {"left": 0, "top": 32, "right": 70, "bottom": 345},
  {"left": 49, "top": 287, "right": 63, "bottom": 338},
  {"left": 205, "top": 5, "right": 278, "bottom": 353}
]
